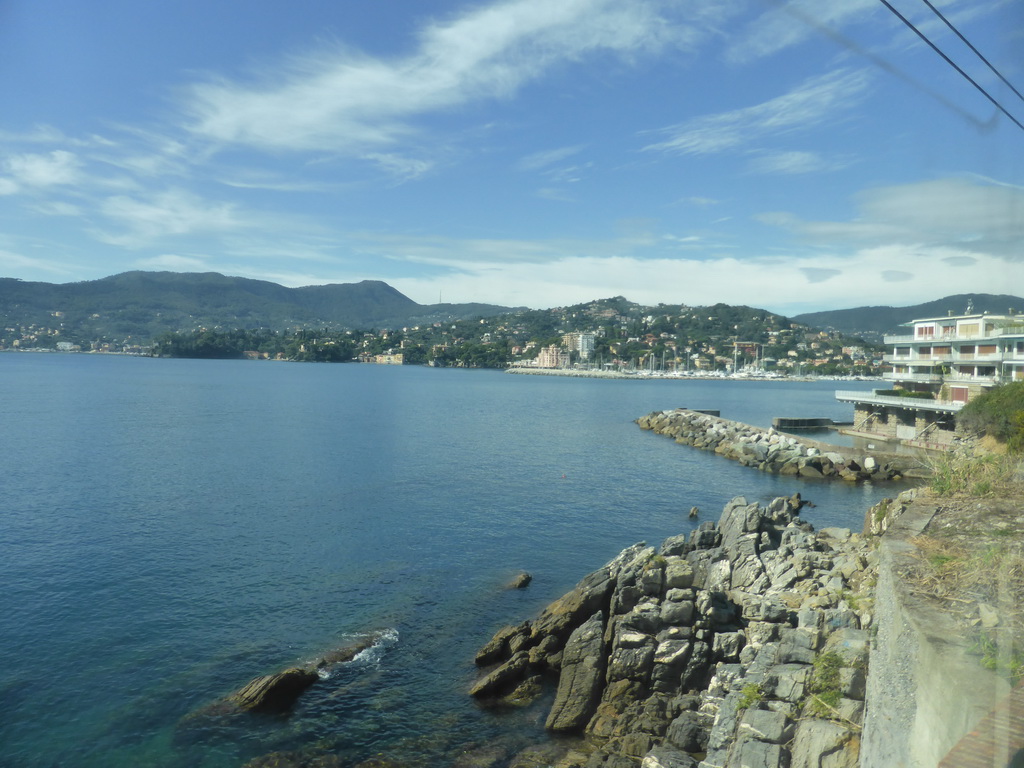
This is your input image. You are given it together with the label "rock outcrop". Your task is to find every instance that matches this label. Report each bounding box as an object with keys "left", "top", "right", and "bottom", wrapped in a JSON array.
[
  {"left": 637, "top": 409, "right": 914, "bottom": 483},
  {"left": 230, "top": 667, "right": 321, "bottom": 712},
  {"left": 471, "top": 497, "right": 878, "bottom": 767},
  {"left": 181, "top": 631, "right": 390, "bottom": 727}
]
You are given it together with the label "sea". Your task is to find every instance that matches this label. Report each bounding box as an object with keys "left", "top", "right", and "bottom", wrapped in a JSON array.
[{"left": 0, "top": 354, "right": 902, "bottom": 767}]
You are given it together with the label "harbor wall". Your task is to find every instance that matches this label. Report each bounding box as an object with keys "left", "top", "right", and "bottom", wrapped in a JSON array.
[{"left": 637, "top": 408, "right": 928, "bottom": 482}]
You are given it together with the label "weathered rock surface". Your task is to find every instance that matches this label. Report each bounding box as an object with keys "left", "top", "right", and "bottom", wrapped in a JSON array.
[
  {"left": 230, "top": 667, "right": 320, "bottom": 712},
  {"left": 637, "top": 409, "right": 911, "bottom": 483},
  {"left": 182, "top": 631, "right": 389, "bottom": 729},
  {"left": 547, "top": 612, "right": 608, "bottom": 731},
  {"left": 471, "top": 496, "right": 879, "bottom": 767}
]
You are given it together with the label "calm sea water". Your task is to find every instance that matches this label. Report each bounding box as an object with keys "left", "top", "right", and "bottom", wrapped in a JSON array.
[{"left": 0, "top": 355, "right": 897, "bottom": 767}]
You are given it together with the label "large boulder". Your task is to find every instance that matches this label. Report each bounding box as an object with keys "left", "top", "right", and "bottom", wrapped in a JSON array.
[
  {"left": 546, "top": 612, "right": 608, "bottom": 732},
  {"left": 229, "top": 667, "right": 320, "bottom": 712}
]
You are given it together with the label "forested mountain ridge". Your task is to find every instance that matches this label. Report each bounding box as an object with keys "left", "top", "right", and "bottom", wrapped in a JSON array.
[{"left": 0, "top": 271, "right": 519, "bottom": 345}]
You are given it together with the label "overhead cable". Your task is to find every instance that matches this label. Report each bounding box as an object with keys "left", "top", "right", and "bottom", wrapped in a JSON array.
[
  {"left": 918, "top": 0, "right": 1024, "bottom": 105},
  {"left": 877, "top": 0, "right": 1024, "bottom": 133}
]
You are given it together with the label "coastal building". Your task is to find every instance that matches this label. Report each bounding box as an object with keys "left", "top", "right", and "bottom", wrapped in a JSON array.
[
  {"left": 561, "top": 332, "right": 596, "bottom": 359},
  {"left": 836, "top": 310, "right": 1024, "bottom": 448},
  {"left": 535, "top": 345, "right": 570, "bottom": 369}
]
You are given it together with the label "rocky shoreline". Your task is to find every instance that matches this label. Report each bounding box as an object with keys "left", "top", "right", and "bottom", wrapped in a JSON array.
[
  {"left": 637, "top": 409, "right": 922, "bottom": 483},
  {"left": 468, "top": 493, "right": 897, "bottom": 768}
]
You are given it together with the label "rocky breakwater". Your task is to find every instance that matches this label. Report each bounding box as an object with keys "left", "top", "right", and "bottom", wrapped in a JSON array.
[
  {"left": 471, "top": 496, "right": 877, "bottom": 768},
  {"left": 637, "top": 409, "right": 909, "bottom": 482}
]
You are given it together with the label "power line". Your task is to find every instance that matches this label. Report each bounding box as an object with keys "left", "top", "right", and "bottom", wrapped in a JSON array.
[
  {"left": 877, "top": 0, "right": 1024, "bottom": 134},
  {"left": 918, "top": 0, "right": 1024, "bottom": 106}
]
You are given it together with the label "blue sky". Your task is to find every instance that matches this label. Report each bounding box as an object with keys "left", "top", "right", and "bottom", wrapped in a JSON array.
[{"left": 1, "top": 0, "right": 1022, "bottom": 315}]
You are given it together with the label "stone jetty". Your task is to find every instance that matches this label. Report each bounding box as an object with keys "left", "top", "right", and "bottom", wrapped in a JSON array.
[
  {"left": 471, "top": 495, "right": 877, "bottom": 768},
  {"left": 637, "top": 409, "right": 917, "bottom": 482}
]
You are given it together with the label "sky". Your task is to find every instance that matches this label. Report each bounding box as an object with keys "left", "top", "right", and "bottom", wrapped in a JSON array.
[{"left": 1, "top": 0, "right": 1022, "bottom": 316}]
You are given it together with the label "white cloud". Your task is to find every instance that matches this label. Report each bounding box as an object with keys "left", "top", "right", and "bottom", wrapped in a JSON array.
[
  {"left": 762, "top": 177, "right": 1024, "bottom": 257},
  {"left": 95, "top": 189, "right": 246, "bottom": 247},
  {"left": 135, "top": 254, "right": 211, "bottom": 271},
  {"left": 517, "top": 145, "right": 585, "bottom": 171},
  {"left": 725, "top": 0, "right": 878, "bottom": 64},
  {"left": 386, "top": 245, "right": 1023, "bottom": 314},
  {"left": 0, "top": 248, "right": 77, "bottom": 277},
  {"left": 4, "top": 150, "right": 81, "bottom": 188},
  {"left": 746, "top": 150, "right": 851, "bottom": 175},
  {"left": 361, "top": 152, "right": 435, "bottom": 182},
  {"left": 29, "top": 201, "right": 82, "bottom": 217},
  {"left": 180, "top": 0, "right": 684, "bottom": 153},
  {"left": 643, "top": 69, "right": 871, "bottom": 156}
]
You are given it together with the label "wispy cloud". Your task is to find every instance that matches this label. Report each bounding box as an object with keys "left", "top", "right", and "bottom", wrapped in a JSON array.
[
  {"left": 761, "top": 177, "right": 1024, "bottom": 257},
  {"left": 180, "top": 0, "right": 683, "bottom": 154},
  {"left": 517, "top": 145, "right": 585, "bottom": 171},
  {"left": 725, "top": 0, "right": 878, "bottom": 64},
  {"left": 3, "top": 150, "right": 82, "bottom": 189},
  {"left": 361, "top": 152, "right": 435, "bottom": 183},
  {"left": 135, "top": 253, "right": 212, "bottom": 271},
  {"left": 94, "top": 189, "right": 247, "bottom": 247},
  {"left": 642, "top": 69, "right": 872, "bottom": 156},
  {"left": 746, "top": 150, "right": 852, "bottom": 175}
]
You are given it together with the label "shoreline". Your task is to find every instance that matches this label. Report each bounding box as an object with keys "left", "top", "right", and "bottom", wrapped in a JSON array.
[{"left": 506, "top": 366, "right": 879, "bottom": 383}]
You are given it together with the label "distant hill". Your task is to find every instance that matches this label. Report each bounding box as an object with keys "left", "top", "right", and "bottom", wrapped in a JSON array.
[
  {"left": 0, "top": 271, "right": 520, "bottom": 342},
  {"left": 792, "top": 294, "right": 1024, "bottom": 341}
]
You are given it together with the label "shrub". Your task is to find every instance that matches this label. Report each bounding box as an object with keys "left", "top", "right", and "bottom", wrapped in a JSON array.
[
  {"left": 876, "top": 389, "right": 935, "bottom": 399},
  {"left": 957, "top": 382, "right": 1024, "bottom": 451},
  {"left": 738, "top": 683, "right": 764, "bottom": 710}
]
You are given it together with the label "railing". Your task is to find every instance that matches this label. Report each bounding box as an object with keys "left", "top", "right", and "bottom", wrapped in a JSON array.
[
  {"left": 884, "top": 352, "right": 1005, "bottom": 364},
  {"left": 882, "top": 372, "right": 942, "bottom": 383},
  {"left": 835, "top": 390, "right": 965, "bottom": 412},
  {"left": 885, "top": 325, "right": 1024, "bottom": 344}
]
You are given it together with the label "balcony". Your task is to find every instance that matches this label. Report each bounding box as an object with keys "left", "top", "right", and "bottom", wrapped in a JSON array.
[
  {"left": 883, "top": 371, "right": 942, "bottom": 383},
  {"left": 883, "top": 354, "right": 950, "bottom": 364},
  {"left": 944, "top": 372, "right": 999, "bottom": 384},
  {"left": 884, "top": 325, "right": 1024, "bottom": 345}
]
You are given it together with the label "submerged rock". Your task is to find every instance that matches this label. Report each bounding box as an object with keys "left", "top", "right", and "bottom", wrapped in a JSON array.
[
  {"left": 230, "top": 667, "right": 320, "bottom": 712},
  {"left": 508, "top": 572, "right": 533, "bottom": 589},
  {"left": 181, "top": 630, "right": 390, "bottom": 729}
]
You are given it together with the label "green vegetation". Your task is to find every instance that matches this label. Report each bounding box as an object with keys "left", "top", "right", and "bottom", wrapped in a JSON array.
[
  {"left": 929, "top": 452, "right": 1019, "bottom": 497},
  {"left": 737, "top": 683, "right": 764, "bottom": 710},
  {"left": 957, "top": 382, "right": 1024, "bottom": 453},
  {"left": 1, "top": 273, "right": 886, "bottom": 372},
  {"left": 807, "top": 652, "right": 846, "bottom": 718},
  {"left": 876, "top": 389, "right": 934, "bottom": 399},
  {"left": 971, "top": 631, "right": 1024, "bottom": 684},
  {"left": 153, "top": 329, "right": 359, "bottom": 362},
  {"left": 873, "top": 498, "right": 890, "bottom": 524}
]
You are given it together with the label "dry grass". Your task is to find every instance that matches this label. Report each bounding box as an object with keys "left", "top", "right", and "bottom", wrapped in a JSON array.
[
  {"left": 902, "top": 514, "right": 1024, "bottom": 681},
  {"left": 927, "top": 451, "right": 1022, "bottom": 497}
]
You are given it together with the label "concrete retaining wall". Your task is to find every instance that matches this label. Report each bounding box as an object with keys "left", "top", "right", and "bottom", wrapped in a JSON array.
[{"left": 861, "top": 499, "right": 1011, "bottom": 767}]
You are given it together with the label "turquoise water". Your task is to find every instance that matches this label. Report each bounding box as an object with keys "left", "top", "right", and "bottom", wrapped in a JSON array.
[{"left": 0, "top": 355, "right": 894, "bottom": 767}]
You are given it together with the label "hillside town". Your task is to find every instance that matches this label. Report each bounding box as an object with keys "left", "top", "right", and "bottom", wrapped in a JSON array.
[{"left": 1, "top": 299, "right": 882, "bottom": 377}]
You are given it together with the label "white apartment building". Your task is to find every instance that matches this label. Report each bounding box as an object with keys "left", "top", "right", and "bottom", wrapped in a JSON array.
[
  {"left": 561, "top": 332, "right": 597, "bottom": 359},
  {"left": 836, "top": 311, "right": 1024, "bottom": 447}
]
